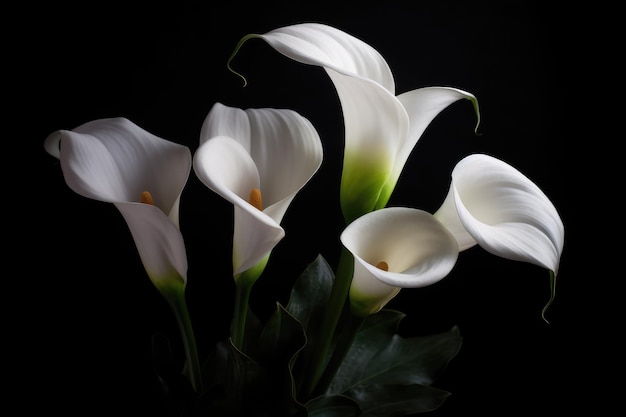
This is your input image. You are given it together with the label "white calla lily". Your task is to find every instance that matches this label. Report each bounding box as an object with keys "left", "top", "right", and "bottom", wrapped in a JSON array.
[
  {"left": 434, "top": 153, "right": 564, "bottom": 321},
  {"left": 229, "top": 22, "right": 479, "bottom": 222},
  {"left": 340, "top": 207, "right": 459, "bottom": 316},
  {"left": 193, "top": 102, "right": 323, "bottom": 278},
  {"left": 434, "top": 153, "right": 564, "bottom": 275},
  {"left": 44, "top": 117, "right": 192, "bottom": 294},
  {"left": 44, "top": 117, "right": 205, "bottom": 390}
]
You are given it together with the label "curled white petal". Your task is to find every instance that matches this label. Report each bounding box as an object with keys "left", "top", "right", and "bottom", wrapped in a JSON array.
[
  {"left": 193, "top": 136, "right": 284, "bottom": 274},
  {"left": 250, "top": 22, "right": 395, "bottom": 93},
  {"left": 341, "top": 207, "right": 459, "bottom": 315},
  {"left": 393, "top": 86, "right": 480, "bottom": 184},
  {"left": 116, "top": 203, "right": 188, "bottom": 286},
  {"left": 327, "top": 69, "right": 408, "bottom": 221},
  {"left": 193, "top": 135, "right": 262, "bottom": 209},
  {"left": 44, "top": 118, "right": 191, "bottom": 285},
  {"left": 435, "top": 153, "right": 564, "bottom": 275},
  {"left": 234, "top": 24, "right": 479, "bottom": 221},
  {"left": 194, "top": 103, "right": 323, "bottom": 275}
]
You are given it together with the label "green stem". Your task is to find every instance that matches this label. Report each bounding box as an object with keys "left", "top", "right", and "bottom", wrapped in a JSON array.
[
  {"left": 301, "top": 246, "right": 354, "bottom": 399},
  {"left": 231, "top": 280, "right": 253, "bottom": 351},
  {"left": 169, "top": 286, "right": 204, "bottom": 393},
  {"left": 230, "top": 254, "right": 269, "bottom": 351},
  {"left": 313, "top": 313, "right": 365, "bottom": 397}
]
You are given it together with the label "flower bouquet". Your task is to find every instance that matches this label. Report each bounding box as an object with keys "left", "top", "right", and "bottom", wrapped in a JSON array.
[{"left": 44, "top": 23, "right": 564, "bottom": 416}]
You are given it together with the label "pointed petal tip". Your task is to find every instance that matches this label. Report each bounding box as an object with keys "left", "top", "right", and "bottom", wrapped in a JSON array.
[
  {"left": 467, "top": 93, "right": 482, "bottom": 135},
  {"left": 226, "top": 33, "right": 261, "bottom": 87},
  {"left": 540, "top": 270, "right": 557, "bottom": 324}
]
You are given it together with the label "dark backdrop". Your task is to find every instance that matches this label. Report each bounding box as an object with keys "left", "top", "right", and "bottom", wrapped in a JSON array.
[{"left": 14, "top": 1, "right": 592, "bottom": 415}]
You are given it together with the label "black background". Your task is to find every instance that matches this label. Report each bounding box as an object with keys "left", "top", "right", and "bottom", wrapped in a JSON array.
[{"left": 13, "top": 1, "right": 596, "bottom": 415}]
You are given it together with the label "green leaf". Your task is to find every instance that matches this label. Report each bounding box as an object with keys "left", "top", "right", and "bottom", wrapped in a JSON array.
[
  {"left": 327, "top": 310, "right": 403, "bottom": 394},
  {"left": 201, "top": 339, "right": 230, "bottom": 390},
  {"left": 347, "top": 383, "right": 451, "bottom": 416},
  {"left": 251, "top": 303, "right": 307, "bottom": 367},
  {"left": 200, "top": 308, "right": 264, "bottom": 391},
  {"left": 284, "top": 254, "right": 336, "bottom": 401},
  {"left": 306, "top": 394, "right": 361, "bottom": 417},
  {"left": 286, "top": 254, "right": 335, "bottom": 332},
  {"left": 224, "top": 339, "right": 267, "bottom": 401},
  {"left": 329, "top": 310, "right": 462, "bottom": 394},
  {"left": 247, "top": 303, "right": 308, "bottom": 416}
]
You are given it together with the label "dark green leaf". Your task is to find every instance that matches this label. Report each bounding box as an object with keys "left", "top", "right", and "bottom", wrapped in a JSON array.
[
  {"left": 224, "top": 339, "right": 266, "bottom": 400},
  {"left": 248, "top": 303, "right": 309, "bottom": 416},
  {"left": 201, "top": 339, "right": 230, "bottom": 390},
  {"left": 285, "top": 254, "right": 336, "bottom": 398},
  {"left": 286, "top": 254, "right": 335, "bottom": 332},
  {"left": 329, "top": 310, "right": 461, "bottom": 394},
  {"left": 364, "top": 327, "right": 461, "bottom": 386},
  {"left": 204, "top": 338, "right": 304, "bottom": 416},
  {"left": 251, "top": 303, "right": 307, "bottom": 367},
  {"left": 328, "top": 310, "right": 404, "bottom": 393},
  {"left": 306, "top": 394, "right": 361, "bottom": 417},
  {"left": 347, "top": 383, "right": 451, "bottom": 416}
]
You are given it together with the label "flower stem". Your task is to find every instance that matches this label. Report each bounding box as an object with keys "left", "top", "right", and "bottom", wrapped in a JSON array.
[
  {"left": 231, "top": 280, "right": 253, "bottom": 351},
  {"left": 231, "top": 255, "right": 269, "bottom": 351},
  {"left": 301, "top": 246, "right": 354, "bottom": 399},
  {"left": 169, "top": 286, "right": 204, "bottom": 393},
  {"left": 313, "top": 312, "right": 365, "bottom": 397}
]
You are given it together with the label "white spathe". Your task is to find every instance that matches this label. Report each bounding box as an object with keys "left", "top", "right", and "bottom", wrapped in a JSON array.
[
  {"left": 44, "top": 117, "right": 191, "bottom": 290},
  {"left": 230, "top": 22, "right": 479, "bottom": 222},
  {"left": 341, "top": 207, "right": 459, "bottom": 316},
  {"left": 193, "top": 102, "right": 323, "bottom": 276},
  {"left": 434, "top": 153, "right": 564, "bottom": 276}
]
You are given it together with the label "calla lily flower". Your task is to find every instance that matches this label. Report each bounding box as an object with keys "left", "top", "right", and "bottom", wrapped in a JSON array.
[
  {"left": 228, "top": 22, "right": 480, "bottom": 223},
  {"left": 193, "top": 102, "right": 323, "bottom": 278},
  {"left": 44, "top": 117, "right": 204, "bottom": 390},
  {"left": 340, "top": 207, "right": 459, "bottom": 317},
  {"left": 434, "top": 153, "right": 564, "bottom": 274},
  {"left": 44, "top": 117, "right": 192, "bottom": 297},
  {"left": 434, "top": 153, "right": 565, "bottom": 320}
]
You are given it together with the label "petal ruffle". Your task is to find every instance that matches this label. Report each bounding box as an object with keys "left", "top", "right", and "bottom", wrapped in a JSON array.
[{"left": 435, "top": 153, "right": 564, "bottom": 275}]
